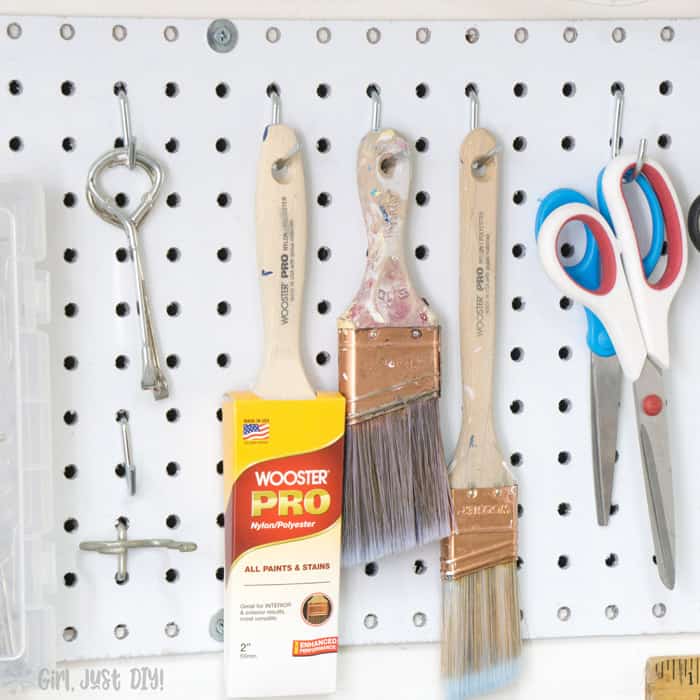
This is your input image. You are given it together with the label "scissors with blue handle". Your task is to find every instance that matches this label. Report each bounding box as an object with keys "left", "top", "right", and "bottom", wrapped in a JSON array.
[
  {"left": 536, "top": 153, "right": 687, "bottom": 590},
  {"left": 535, "top": 174, "right": 664, "bottom": 529}
]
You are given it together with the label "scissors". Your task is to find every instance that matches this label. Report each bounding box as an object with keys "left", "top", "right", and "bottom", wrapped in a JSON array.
[{"left": 536, "top": 153, "right": 687, "bottom": 590}]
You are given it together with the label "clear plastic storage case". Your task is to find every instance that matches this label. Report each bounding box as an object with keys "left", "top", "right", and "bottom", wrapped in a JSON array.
[{"left": 0, "top": 183, "right": 53, "bottom": 688}]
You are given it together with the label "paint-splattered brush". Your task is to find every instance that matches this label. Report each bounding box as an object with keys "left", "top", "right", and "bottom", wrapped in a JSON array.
[
  {"left": 441, "top": 124, "right": 521, "bottom": 698},
  {"left": 337, "top": 105, "right": 452, "bottom": 568}
]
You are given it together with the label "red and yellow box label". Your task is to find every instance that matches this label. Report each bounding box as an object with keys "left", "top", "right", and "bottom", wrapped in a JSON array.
[{"left": 222, "top": 391, "right": 345, "bottom": 698}]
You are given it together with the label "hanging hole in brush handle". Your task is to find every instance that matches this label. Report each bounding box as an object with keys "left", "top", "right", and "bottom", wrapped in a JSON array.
[
  {"left": 253, "top": 122, "right": 314, "bottom": 400},
  {"left": 339, "top": 128, "right": 435, "bottom": 328},
  {"left": 535, "top": 189, "right": 616, "bottom": 358},
  {"left": 687, "top": 193, "right": 700, "bottom": 252}
]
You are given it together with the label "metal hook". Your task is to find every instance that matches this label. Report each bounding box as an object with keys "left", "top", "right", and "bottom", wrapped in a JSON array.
[
  {"left": 267, "top": 89, "right": 301, "bottom": 175},
  {"left": 117, "top": 411, "right": 136, "bottom": 496},
  {"left": 369, "top": 86, "right": 381, "bottom": 132},
  {"left": 468, "top": 86, "right": 479, "bottom": 132},
  {"left": 115, "top": 84, "right": 136, "bottom": 170},
  {"left": 80, "top": 520, "right": 197, "bottom": 584},
  {"left": 270, "top": 89, "right": 281, "bottom": 126},
  {"left": 611, "top": 86, "right": 624, "bottom": 159},
  {"left": 632, "top": 137, "right": 648, "bottom": 180}
]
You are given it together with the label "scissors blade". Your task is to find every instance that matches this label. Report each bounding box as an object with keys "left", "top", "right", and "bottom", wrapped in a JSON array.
[
  {"left": 591, "top": 353, "right": 622, "bottom": 526},
  {"left": 633, "top": 358, "right": 675, "bottom": 589}
]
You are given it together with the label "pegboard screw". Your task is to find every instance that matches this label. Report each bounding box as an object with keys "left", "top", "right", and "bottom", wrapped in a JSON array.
[
  {"left": 209, "top": 609, "right": 224, "bottom": 642},
  {"left": 207, "top": 19, "right": 237, "bottom": 53}
]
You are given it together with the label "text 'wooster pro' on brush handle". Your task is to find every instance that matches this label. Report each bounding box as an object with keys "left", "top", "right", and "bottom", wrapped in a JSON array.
[{"left": 337, "top": 86, "right": 452, "bottom": 568}]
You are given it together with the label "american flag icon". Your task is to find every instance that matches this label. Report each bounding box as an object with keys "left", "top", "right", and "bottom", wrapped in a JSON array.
[{"left": 242, "top": 421, "right": 270, "bottom": 442}]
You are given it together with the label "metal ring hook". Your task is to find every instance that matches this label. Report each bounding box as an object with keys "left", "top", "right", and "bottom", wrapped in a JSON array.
[
  {"left": 369, "top": 86, "right": 381, "bottom": 132},
  {"left": 115, "top": 83, "right": 136, "bottom": 170}
]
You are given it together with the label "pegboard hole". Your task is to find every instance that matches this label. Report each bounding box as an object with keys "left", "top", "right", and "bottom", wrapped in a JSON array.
[
  {"left": 652, "top": 602, "right": 666, "bottom": 618},
  {"left": 166, "top": 354, "right": 179, "bottom": 369},
  {"left": 216, "top": 460, "right": 224, "bottom": 475},
  {"left": 563, "top": 26, "right": 578, "bottom": 43},
  {"left": 317, "top": 192, "right": 332, "bottom": 207},
  {"left": 62, "top": 137, "right": 76, "bottom": 153},
  {"left": 217, "top": 353, "right": 230, "bottom": 368},
  {"left": 316, "top": 351, "right": 330, "bottom": 366},
  {"left": 115, "top": 355, "right": 129, "bottom": 370},
  {"left": 64, "top": 572, "right": 78, "bottom": 587},
  {"left": 517, "top": 503, "right": 524, "bottom": 518},
  {"left": 660, "top": 26, "right": 675, "bottom": 42},
  {"left": 612, "top": 26, "right": 626, "bottom": 43},
  {"left": 8, "top": 79, "right": 22, "bottom": 95},
  {"left": 63, "top": 411, "right": 78, "bottom": 426},
  {"left": 560, "top": 296, "right": 573, "bottom": 310},
  {"left": 217, "top": 301, "right": 231, "bottom": 316},
  {"left": 166, "top": 461, "right": 180, "bottom": 477},
  {"left": 558, "top": 347, "right": 572, "bottom": 363},
  {"left": 6, "top": 23, "right": 22, "bottom": 40},
  {"left": 414, "top": 245, "right": 429, "bottom": 260},
  {"left": 64, "top": 464, "right": 77, "bottom": 479},
  {"left": 610, "top": 81, "right": 625, "bottom": 96},
  {"left": 557, "top": 555, "right": 569, "bottom": 570},
  {"left": 415, "top": 191, "right": 430, "bottom": 206},
  {"left": 216, "top": 567, "right": 224, "bottom": 581},
  {"left": 114, "top": 624, "right": 129, "bottom": 640},
  {"left": 510, "top": 400, "right": 524, "bottom": 414},
  {"left": 62, "top": 626, "right": 78, "bottom": 642},
  {"left": 165, "top": 81, "right": 179, "bottom": 98},
  {"left": 415, "top": 82, "right": 429, "bottom": 98},
  {"left": 115, "top": 192, "right": 129, "bottom": 208},
  {"left": 412, "top": 612, "right": 427, "bottom": 627},
  {"left": 112, "top": 24, "right": 127, "bottom": 41},
  {"left": 516, "top": 556, "right": 524, "bottom": 570},
  {"left": 115, "top": 302, "right": 130, "bottom": 317},
  {"left": 115, "top": 572, "right": 129, "bottom": 585},
  {"left": 364, "top": 562, "right": 379, "bottom": 576},
  {"left": 557, "top": 502, "right": 571, "bottom": 516},
  {"left": 166, "top": 514, "right": 181, "bottom": 529},
  {"left": 166, "top": 247, "right": 180, "bottom": 262},
  {"left": 465, "top": 82, "right": 478, "bottom": 97},
  {"left": 166, "top": 192, "right": 180, "bottom": 208},
  {"left": 659, "top": 80, "right": 673, "bottom": 96},
  {"left": 215, "top": 138, "right": 230, "bottom": 153},
  {"left": 316, "top": 83, "right": 331, "bottom": 99},
  {"left": 317, "top": 300, "right": 331, "bottom": 315},
  {"left": 510, "top": 452, "right": 523, "bottom": 467},
  {"left": 9, "top": 136, "right": 23, "bottom": 152},
  {"left": 60, "top": 80, "right": 75, "bottom": 96},
  {"left": 657, "top": 134, "right": 671, "bottom": 149},
  {"left": 610, "top": 504, "right": 619, "bottom": 516},
  {"left": 114, "top": 137, "right": 124, "bottom": 148},
  {"left": 265, "top": 26, "right": 280, "bottom": 43},
  {"left": 217, "top": 247, "right": 231, "bottom": 262},
  {"left": 363, "top": 613, "right": 378, "bottom": 629},
  {"left": 513, "top": 82, "right": 527, "bottom": 98},
  {"left": 512, "top": 190, "right": 526, "bottom": 205},
  {"left": 415, "top": 137, "right": 429, "bottom": 153},
  {"left": 605, "top": 605, "right": 619, "bottom": 620},
  {"left": 416, "top": 27, "right": 431, "bottom": 44},
  {"left": 511, "top": 296, "right": 524, "bottom": 311},
  {"left": 514, "top": 26, "right": 529, "bottom": 43},
  {"left": 163, "top": 25, "right": 178, "bottom": 42},
  {"left": 558, "top": 451, "right": 571, "bottom": 465},
  {"left": 465, "top": 27, "right": 480, "bottom": 44},
  {"left": 366, "top": 83, "right": 380, "bottom": 99},
  {"left": 316, "top": 138, "right": 330, "bottom": 153},
  {"left": 59, "top": 23, "right": 75, "bottom": 41},
  {"left": 561, "top": 136, "right": 575, "bottom": 151},
  {"left": 64, "top": 248, "right": 78, "bottom": 263},
  {"left": 166, "top": 302, "right": 180, "bottom": 317},
  {"left": 217, "top": 513, "right": 225, "bottom": 527},
  {"left": 558, "top": 398, "right": 572, "bottom": 413},
  {"left": 414, "top": 560, "right": 427, "bottom": 575},
  {"left": 165, "top": 568, "right": 179, "bottom": 583},
  {"left": 64, "top": 302, "right": 78, "bottom": 318},
  {"left": 63, "top": 518, "right": 78, "bottom": 533},
  {"left": 513, "top": 136, "right": 527, "bottom": 152},
  {"left": 605, "top": 553, "right": 619, "bottom": 567},
  {"left": 317, "top": 246, "right": 331, "bottom": 262},
  {"left": 557, "top": 606, "right": 571, "bottom": 621},
  {"left": 165, "top": 622, "right": 180, "bottom": 638},
  {"left": 115, "top": 248, "right": 128, "bottom": 262},
  {"left": 316, "top": 26, "right": 332, "bottom": 44},
  {"left": 215, "top": 82, "right": 229, "bottom": 98},
  {"left": 114, "top": 464, "right": 126, "bottom": 478},
  {"left": 512, "top": 243, "right": 526, "bottom": 259},
  {"left": 561, "top": 242, "right": 575, "bottom": 259},
  {"left": 510, "top": 347, "right": 524, "bottom": 362},
  {"left": 63, "top": 356, "right": 78, "bottom": 371},
  {"left": 166, "top": 408, "right": 180, "bottom": 423},
  {"left": 63, "top": 192, "right": 77, "bottom": 208},
  {"left": 366, "top": 27, "right": 381, "bottom": 44},
  {"left": 165, "top": 137, "right": 179, "bottom": 154},
  {"left": 562, "top": 82, "right": 576, "bottom": 98}
]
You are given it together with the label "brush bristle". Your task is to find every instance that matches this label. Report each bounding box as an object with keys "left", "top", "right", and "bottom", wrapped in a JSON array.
[
  {"left": 441, "top": 562, "right": 521, "bottom": 699},
  {"left": 341, "top": 396, "right": 452, "bottom": 567}
]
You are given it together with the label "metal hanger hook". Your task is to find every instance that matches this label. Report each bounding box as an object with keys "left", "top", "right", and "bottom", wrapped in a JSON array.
[
  {"left": 369, "top": 86, "right": 381, "bottom": 131},
  {"left": 611, "top": 85, "right": 624, "bottom": 160},
  {"left": 270, "top": 88, "right": 281, "bottom": 125},
  {"left": 115, "top": 83, "right": 136, "bottom": 169},
  {"left": 467, "top": 85, "right": 479, "bottom": 132}
]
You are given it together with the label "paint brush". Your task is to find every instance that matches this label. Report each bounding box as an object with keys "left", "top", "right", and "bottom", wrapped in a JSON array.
[
  {"left": 441, "top": 124, "right": 521, "bottom": 697},
  {"left": 337, "top": 94, "right": 452, "bottom": 567}
]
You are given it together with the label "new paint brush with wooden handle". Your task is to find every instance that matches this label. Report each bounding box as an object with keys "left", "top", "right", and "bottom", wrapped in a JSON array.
[
  {"left": 338, "top": 92, "right": 452, "bottom": 567},
  {"left": 441, "top": 122, "right": 521, "bottom": 697}
]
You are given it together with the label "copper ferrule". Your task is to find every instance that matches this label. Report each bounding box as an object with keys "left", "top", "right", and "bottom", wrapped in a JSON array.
[
  {"left": 440, "top": 486, "right": 518, "bottom": 581},
  {"left": 337, "top": 326, "right": 440, "bottom": 424}
]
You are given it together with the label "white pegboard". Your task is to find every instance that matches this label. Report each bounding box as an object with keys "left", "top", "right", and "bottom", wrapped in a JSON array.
[{"left": 0, "top": 15, "right": 699, "bottom": 662}]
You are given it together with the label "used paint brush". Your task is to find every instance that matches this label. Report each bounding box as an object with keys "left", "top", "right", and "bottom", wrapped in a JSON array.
[
  {"left": 338, "top": 92, "right": 452, "bottom": 567},
  {"left": 441, "top": 120, "right": 521, "bottom": 697}
]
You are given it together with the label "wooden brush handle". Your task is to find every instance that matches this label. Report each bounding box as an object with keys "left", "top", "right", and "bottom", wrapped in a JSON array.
[
  {"left": 253, "top": 124, "right": 315, "bottom": 400},
  {"left": 338, "top": 129, "right": 436, "bottom": 329},
  {"left": 451, "top": 129, "right": 511, "bottom": 487}
]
